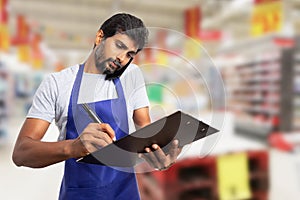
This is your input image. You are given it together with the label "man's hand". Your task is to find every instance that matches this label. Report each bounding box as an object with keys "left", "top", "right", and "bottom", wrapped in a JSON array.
[
  {"left": 71, "top": 123, "right": 115, "bottom": 158},
  {"left": 139, "top": 139, "right": 181, "bottom": 171}
]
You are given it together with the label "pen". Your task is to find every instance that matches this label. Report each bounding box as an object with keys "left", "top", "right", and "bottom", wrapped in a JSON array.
[
  {"left": 82, "top": 103, "right": 103, "bottom": 124},
  {"left": 81, "top": 103, "right": 116, "bottom": 141}
]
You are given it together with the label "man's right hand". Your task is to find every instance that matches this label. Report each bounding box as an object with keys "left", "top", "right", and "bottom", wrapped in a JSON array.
[{"left": 71, "top": 123, "right": 115, "bottom": 158}]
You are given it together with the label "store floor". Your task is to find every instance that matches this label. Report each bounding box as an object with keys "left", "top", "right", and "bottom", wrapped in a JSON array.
[{"left": 1, "top": 112, "right": 300, "bottom": 200}]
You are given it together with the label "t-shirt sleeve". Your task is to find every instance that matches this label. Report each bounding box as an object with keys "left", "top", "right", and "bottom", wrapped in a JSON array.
[
  {"left": 125, "top": 64, "right": 150, "bottom": 110},
  {"left": 27, "top": 74, "right": 58, "bottom": 123}
]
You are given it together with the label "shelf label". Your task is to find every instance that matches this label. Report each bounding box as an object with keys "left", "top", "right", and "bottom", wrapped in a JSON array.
[
  {"left": 251, "top": 0, "right": 283, "bottom": 36},
  {"left": 217, "top": 152, "right": 251, "bottom": 200}
]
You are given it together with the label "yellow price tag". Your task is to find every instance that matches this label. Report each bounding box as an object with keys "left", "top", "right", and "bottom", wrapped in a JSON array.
[{"left": 217, "top": 152, "right": 251, "bottom": 200}]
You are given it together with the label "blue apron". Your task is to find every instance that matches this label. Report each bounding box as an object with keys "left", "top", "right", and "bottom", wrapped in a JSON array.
[{"left": 59, "top": 64, "right": 140, "bottom": 200}]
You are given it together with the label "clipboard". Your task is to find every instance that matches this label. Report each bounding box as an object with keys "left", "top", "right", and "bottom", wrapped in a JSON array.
[{"left": 77, "top": 111, "right": 219, "bottom": 167}]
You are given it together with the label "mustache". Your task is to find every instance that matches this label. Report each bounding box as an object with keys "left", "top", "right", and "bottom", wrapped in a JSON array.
[
  {"left": 109, "top": 59, "right": 122, "bottom": 70},
  {"left": 113, "top": 60, "right": 123, "bottom": 69}
]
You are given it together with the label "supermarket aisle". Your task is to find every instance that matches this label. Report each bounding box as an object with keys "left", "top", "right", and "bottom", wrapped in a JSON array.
[
  {"left": 1, "top": 112, "right": 300, "bottom": 200},
  {"left": 0, "top": 112, "right": 218, "bottom": 199},
  {"left": 0, "top": 117, "right": 63, "bottom": 200}
]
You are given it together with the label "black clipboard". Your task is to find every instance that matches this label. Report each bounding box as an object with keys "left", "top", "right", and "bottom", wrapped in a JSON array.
[{"left": 77, "top": 111, "right": 219, "bottom": 167}]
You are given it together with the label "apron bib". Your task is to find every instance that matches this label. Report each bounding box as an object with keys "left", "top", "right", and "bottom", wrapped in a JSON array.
[{"left": 59, "top": 64, "right": 140, "bottom": 200}]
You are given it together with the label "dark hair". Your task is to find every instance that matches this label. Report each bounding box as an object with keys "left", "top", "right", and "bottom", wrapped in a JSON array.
[{"left": 96, "top": 13, "right": 148, "bottom": 52}]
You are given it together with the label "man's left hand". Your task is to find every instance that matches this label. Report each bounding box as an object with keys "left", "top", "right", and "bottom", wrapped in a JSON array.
[{"left": 139, "top": 139, "right": 181, "bottom": 171}]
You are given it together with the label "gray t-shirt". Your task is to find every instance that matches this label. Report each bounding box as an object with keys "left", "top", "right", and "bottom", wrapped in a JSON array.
[{"left": 27, "top": 63, "right": 150, "bottom": 140}]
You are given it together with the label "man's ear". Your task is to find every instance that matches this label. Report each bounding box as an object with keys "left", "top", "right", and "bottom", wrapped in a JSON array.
[{"left": 95, "top": 30, "right": 104, "bottom": 46}]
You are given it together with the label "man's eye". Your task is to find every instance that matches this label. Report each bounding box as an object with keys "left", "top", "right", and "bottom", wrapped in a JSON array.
[{"left": 116, "top": 43, "right": 122, "bottom": 48}]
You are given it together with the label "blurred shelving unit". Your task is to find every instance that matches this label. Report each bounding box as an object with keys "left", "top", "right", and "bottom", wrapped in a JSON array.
[
  {"left": 0, "top": 52, "right": 47, "bottom": 145},
  {"left": 292, "top": 37, "right": 300, "bottom": 130},
  {"left": 218, "top": 35, "right": 296, "bottom": 140},
  {"left": 0, "top": 60, "right": 11, "bottom": 144},
  {"left": 137, "top": 150, "right": 269, "bottom": 200}
]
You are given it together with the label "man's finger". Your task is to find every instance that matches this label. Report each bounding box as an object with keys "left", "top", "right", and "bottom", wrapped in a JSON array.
[
  {"left": 94, "top": 131, "right": 114, "bottom": 144},
  {"left": 98, "top": 123, "right": 115, "bottom": 140},
  {"left": 141, "top": 147, "right": 162, "bottom": 169},
  {"left": 151, "top": 144, "right": 170, "bottom": 167},
  {"left": 91, "top": 139, "right": 110, "bottom": 151},
  {"left": 168, "top": 139, "right": 179, "bottom": 162}
]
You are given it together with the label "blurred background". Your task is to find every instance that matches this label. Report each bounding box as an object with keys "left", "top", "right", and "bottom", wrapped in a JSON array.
[{"left": 1, "top": 0, "right": 300, "bottom": 199}]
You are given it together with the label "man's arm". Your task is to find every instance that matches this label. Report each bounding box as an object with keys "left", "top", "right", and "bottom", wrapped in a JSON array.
[
  {"left": 12, "top": 118, "right": 115, "bottom": 168},
  {"left": 12, "top": 118, "right": 74, "bottom": 168},
  {"left": 133, "top": 107, "right": 151, "bottom": 128}
]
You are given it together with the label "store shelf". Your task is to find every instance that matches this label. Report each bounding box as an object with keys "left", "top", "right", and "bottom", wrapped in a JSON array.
[
  {"left": 219, "top": 36, "right": 297, "bottom": 140},
  {"left": 292, "top": 37, "right": 300, "bottom": 131},
  {"left": 0, "top": 53, "right": 47, "bottom": 145},
  {"left": 235, "top": 122, "right": 273, "bottom": 138},
  {"left": 137, "top": 150, "right": 269, "bottom": 200},
  {"left": 0, "top": 61, "right": 10, "bottom": 144}
]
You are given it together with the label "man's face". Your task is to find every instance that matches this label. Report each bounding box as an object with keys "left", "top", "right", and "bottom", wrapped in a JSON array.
[{"left": 94, "top": 33, "right": 138, "bottom": 75}]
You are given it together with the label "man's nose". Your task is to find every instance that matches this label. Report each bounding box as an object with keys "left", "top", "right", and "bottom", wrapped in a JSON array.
[{"left": 116, "top": 51, "right": 128, "bottom": 64}]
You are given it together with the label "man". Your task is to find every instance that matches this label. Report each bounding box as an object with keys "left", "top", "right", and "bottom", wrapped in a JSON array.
[{"left": 12, "top": 13, "right": 181, "bottom": 199}]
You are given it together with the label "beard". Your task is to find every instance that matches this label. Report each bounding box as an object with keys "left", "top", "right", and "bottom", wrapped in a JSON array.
[{"left": 94, "top": 41, "right": 122, "bottom": 75}]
